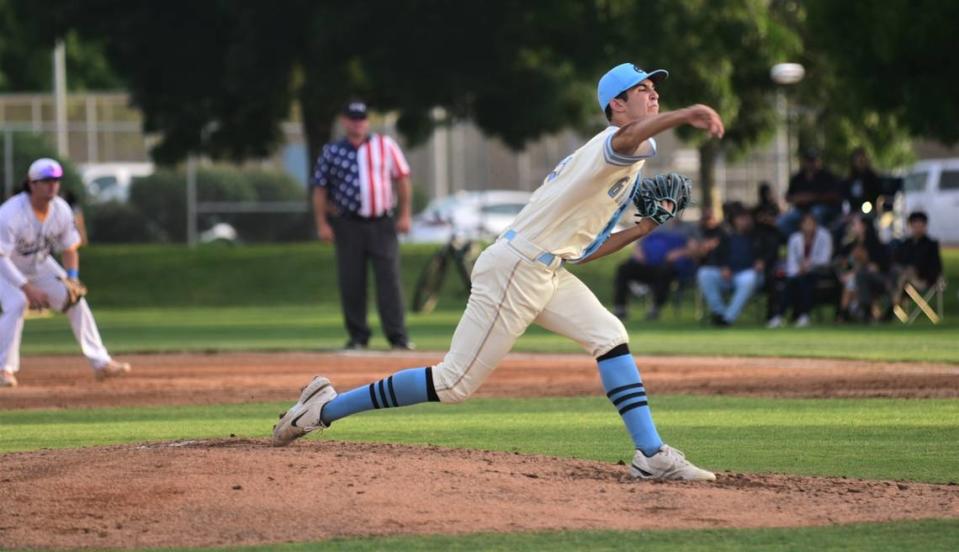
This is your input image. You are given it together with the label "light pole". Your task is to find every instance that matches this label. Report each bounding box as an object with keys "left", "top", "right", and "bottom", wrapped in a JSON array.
[{"left": 770, "top": 63, "right": 805, "bottom": 202}]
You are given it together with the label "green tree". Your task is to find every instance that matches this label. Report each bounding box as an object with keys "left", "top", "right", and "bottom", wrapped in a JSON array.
[
  {"left": 773, "top": 0, "right": 915, "bottom": 174},
  {"left": 805, "top": 0, "right": 959, "bottom": 147},
  {"left": 606, "top": 0, "right": 800, "bottom": 207}
]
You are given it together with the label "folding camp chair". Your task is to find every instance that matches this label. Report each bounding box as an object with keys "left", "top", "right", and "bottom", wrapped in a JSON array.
[{"left": 893, "top": 277, "right": 946, "bottom": 324}]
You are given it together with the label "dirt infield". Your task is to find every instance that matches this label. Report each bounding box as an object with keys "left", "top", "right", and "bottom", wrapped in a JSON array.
[
  {"left": 2, "top": 352, "right": 958, "bottom": 549},
  {"left": 2, "top": 439, "right": 958, "bottom": 550},
  {"left": 2, "top": 351, "right": 959, "bottom": 410}
]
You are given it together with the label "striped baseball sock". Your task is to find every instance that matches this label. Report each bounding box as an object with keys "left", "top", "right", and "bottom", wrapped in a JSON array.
[
  {"left": 597, "top": 344, "right": 663, "bottom": 457},
  {"left": 320, "top": 367, "right": 439, "bottom": 426}
]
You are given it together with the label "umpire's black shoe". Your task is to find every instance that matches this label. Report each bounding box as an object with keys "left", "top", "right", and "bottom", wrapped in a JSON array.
[
  {"left": 343, "top": 340, "right": 368, "bottom": 351},
  {"left": 391, "top": 341, "right": 416, "bottom": 351},
  {"left": 710, "top": 313, "right": 731, "bottom": 327}
]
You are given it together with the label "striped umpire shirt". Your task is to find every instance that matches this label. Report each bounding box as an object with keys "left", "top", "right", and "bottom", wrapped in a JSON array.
[{"left": 312, "top": 134, "right": 411, "bottom": 218}]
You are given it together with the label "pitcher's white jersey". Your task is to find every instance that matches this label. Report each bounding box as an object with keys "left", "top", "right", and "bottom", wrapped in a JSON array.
[
  {"left": 508, "top": 126, "right": 655, "bottom": 261},
  {"left": 0, "top": 192, "right": 80, "bottom": 276}
]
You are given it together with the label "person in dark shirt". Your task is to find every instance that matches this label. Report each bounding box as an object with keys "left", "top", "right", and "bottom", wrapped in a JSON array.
[
  {"left": 696, "top": 207, "right": 763, "bottom": 326},
  {"left": 756, "top": 181, "right": 781, "bottom": 218},
  {"left": 842, "top": 147, "right": 882, "bottom": 216},
  {"left": 777, "top": 148, "right": 842, "bottom": 237},
  {"left": 892, "top": 211, "right": 943, "bottom": 307},
  {"left": 834, "top": 214, "right": 890, "bottom": 322},
  {"left": 752, "top": 205, "right": 785, "bottom": 321},
  {"left": 613, "top": 222, "right": 695, "bottom": 321}
]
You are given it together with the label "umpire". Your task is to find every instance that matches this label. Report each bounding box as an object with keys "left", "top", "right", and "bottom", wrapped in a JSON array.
[{"left": 312, "top": 100, "right": 414, "bottom": 350}]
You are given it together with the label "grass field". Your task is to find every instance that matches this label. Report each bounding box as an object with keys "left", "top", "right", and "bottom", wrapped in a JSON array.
[
  {"left": 139, "top": 520, "right": 959, "bottom": 552},
  {"left": 4, "top": 244, "right": 957, "bottom": 550},
  {"left": 20, "top": 305, "right": 959, "bottom": 362},
  {"left": 18, "top": 244, "right": 957, "bottom": 362}
]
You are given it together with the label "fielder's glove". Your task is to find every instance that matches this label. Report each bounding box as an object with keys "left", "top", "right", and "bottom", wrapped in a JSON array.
[
  {"left": 59, "top": 277, "right": 87, "bottom": 312},
  {"left": 634, "top": 172, "right": 693, "bottom": 225}
]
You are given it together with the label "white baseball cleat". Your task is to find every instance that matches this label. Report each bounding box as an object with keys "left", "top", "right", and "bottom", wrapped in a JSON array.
[
  {"left": 272, "top": 376, "right": 337, "bottom": 447},
  {"left": 630, "top": 444, "right": 716, "bottom": 481},
  {"left": 0, "top": 370, "right": 17, "bottom": 388},
  {"left": 94, "top": 360, "right": 132, "bottom": 381}
]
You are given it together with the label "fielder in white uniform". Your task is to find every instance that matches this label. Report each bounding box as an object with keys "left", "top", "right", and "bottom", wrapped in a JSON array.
[
  {"left": 274, "top": 64, "right": 725, "bottom": 480},
  {"left": 0, "top": 159, "right": 130, "bottom": 388}
]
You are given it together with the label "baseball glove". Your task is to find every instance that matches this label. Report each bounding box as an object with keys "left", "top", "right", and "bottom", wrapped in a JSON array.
[
  {"left": 59, "top": 277, "right": 87, "bottom": 312},
  {"left": 634, "top": 172, "right": 693, "bottom": 225}
]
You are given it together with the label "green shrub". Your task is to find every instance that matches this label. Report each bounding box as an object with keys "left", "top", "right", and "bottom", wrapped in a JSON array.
[
  {"left": 121, "top": 166, "right": 311, "bottom": 242},
  {"left": 0, "top": 132, "right": 84, "bottom": 203},
  {"left": 85, "top": 201, "right": 162, "bottom": 243}
]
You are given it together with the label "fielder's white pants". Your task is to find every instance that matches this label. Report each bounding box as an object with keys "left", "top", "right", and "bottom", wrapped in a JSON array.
[
  {"left": 432, "top": 239, "right": 628, "bottom": 402},
  {"left": 0, "top": 258, "right": 112, "bottom": 373}
]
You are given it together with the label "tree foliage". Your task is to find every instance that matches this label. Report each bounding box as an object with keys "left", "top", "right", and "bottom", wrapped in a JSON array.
[{"left": 805, "top": 0, "right": 959, "bottom": 146}]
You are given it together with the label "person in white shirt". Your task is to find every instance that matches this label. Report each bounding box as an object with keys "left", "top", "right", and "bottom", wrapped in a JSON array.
[
  {"left": 767, "top": 211, "right": 834, "bottom": 328},
  {"left": 0, "top": 158, "right": 130, "bottom": 388}
]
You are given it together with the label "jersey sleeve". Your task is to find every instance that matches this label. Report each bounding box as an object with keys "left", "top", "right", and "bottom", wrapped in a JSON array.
[
  {"left": 55, "top": 201, "right": 82, "bottom": 251},
  {"left": 603, "top": 132, "right": 657, "bottom": 167},
  {"left": 311, "top": 145, "right": 333, "bottom": 188},
  {"left": 0, "top": 214, "right": 15, "bottom": 258},
  {"left": 385, "top": 136, "right": 411, "bottom": 179}
]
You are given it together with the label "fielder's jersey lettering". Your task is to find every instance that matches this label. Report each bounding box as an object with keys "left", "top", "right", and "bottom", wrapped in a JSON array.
[{"left": 0, "top": 193, "right": 80, "bottom": 275}]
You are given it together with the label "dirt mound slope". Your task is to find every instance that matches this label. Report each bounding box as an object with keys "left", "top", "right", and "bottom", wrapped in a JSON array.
[
  {"left": 1, "top": 439, "right": 957, "bottom": 550},
  {"left": 3, "top": 352, "right": 958, "bottom": 410}
]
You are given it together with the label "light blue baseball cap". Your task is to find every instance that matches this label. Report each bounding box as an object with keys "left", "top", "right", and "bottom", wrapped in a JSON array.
[{"left": 597, "top": 63, "right": 669, "bottom": 113}]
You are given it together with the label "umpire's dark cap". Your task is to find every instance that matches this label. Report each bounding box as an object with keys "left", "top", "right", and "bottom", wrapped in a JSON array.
[{"left": 343, "top": 100, "right": 368, "bottom": 120}]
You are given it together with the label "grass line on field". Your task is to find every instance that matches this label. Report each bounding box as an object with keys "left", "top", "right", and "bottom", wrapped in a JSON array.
[
  {"left": 20, "top": 304, "right": 959, "bottom": 363},
  {"left": 2, "top": 396, "right": 957, "bottom": 484},
  {"left": 131, "top": 519, "right": 959, "bottom": 552}
]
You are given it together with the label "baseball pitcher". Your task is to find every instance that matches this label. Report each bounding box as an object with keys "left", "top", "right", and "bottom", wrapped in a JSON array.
[
  {"left": 0, "top": 159, "right": 130, "bottom": 388},
  {"left": 274, "top": 63, "right": 724, "bottom": 480}
]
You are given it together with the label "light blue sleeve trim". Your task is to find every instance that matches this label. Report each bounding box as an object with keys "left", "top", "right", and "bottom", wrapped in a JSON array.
[{"left": 603, "top": 133, "right": 657, "bottom": 166}]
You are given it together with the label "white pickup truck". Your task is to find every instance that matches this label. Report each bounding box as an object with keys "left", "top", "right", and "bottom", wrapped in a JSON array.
[
  {"left": 903, "top": 158, "right": 959, "bottom": 245},
  {"left": 79, "top": 162, "right": 154, "bottom": 203}
]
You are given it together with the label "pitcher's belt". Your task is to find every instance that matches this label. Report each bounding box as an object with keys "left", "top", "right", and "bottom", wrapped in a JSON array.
[{"left": 502, "top": 230, "right": 561, "bottom": 268}]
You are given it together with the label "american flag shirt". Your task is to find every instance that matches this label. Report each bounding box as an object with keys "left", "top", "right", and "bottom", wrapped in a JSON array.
[{"left": 312, "top": 134, "right": 411, "bottom": 218}]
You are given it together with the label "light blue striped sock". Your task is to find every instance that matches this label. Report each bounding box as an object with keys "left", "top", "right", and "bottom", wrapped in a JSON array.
[
  {"left": 320, "top": 367, "right": 437, "bottom": 426},
  {"left": 597, "top": 353, "right": 663, "bottom": 456}
]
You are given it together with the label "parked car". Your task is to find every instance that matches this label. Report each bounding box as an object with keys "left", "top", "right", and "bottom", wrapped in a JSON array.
[
  {"left": 903, "top": 158, "right": 959, "bottom": 244},
  {"left": 80, "top": 162, "right": 155, "bottom": 203},
  {"left": 405, "top": 190, "right": 532, "bottom": 243}
]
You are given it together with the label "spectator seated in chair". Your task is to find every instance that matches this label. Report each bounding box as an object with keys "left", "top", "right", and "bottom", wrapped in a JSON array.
[
  {"left": 696, "top": 206, "right": 765, "bottom": 327},
  {"left": 768, "top": 211, "right": 834, "bottom": 328},
  {"left": 612, "top": 220, "right": 696, "bottom": 322},
  {"left": 834, "top": 214, "right": 892, "bottom": 323},
  {"left": 752, "top": 204, "right": 785, "bottom": 323},
  {"left": 891, "top": 211, "right": 944, "bottom": 321}
]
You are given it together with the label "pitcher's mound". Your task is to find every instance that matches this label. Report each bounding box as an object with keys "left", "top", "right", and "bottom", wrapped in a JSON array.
[{"left": 1, "top": 439, "right": 957, "bottom": 550}]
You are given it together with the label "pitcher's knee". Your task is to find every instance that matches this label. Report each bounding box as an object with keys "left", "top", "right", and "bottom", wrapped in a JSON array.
[
  {"left": 431, "top": 363, "right": 481, "bottom": 404},
  {"left": 589, "top": 315, "right": 629, "bottom": 358}
]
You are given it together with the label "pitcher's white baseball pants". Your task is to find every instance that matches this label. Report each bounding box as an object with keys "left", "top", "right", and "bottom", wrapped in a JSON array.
[{"left": 432, "top": 238, "right": 628, "bottom": 402}]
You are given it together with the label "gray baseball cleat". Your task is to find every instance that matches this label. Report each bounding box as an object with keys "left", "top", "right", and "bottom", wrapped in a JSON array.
[
  {"left": 94, "top": 360, "right": 131, "bottom": 381},
  {"left": 629, "top": 444, "right": 716, "bottom": 481},
  {"left": 272, "top": 376, "right": 337, "bottom": 447}
]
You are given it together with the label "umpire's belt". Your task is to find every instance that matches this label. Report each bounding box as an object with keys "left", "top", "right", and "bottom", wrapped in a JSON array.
[{"left": 502, "top": 230, "right": 562, "bottom": 269}]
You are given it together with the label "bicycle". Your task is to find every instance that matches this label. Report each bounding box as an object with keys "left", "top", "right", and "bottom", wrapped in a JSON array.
[{"left": 411, "top": 234, "right": 482, "bottom": 314}]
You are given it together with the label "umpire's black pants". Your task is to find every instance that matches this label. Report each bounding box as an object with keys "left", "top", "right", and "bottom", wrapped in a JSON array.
[{"left": 330, "top": 214, "right": 409, "bottom": 347}]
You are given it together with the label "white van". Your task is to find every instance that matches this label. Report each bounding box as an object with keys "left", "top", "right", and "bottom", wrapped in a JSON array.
[
  {"left": 79, "top": 162, "right": 155, "bottom": 203},
  {"left": 903, "top": 158, "right": 959, "bottom": 244}
]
